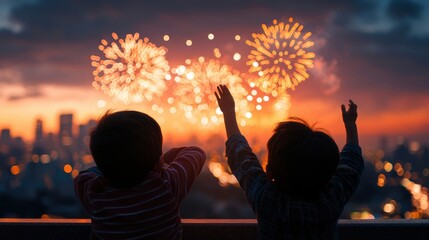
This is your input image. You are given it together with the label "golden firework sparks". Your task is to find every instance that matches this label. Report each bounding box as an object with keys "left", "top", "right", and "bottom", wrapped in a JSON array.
[
  {"left": 91, "top": 32, "right": 170, "bottom": 104},
  {"left": 241, "top": 74, "right": 291, "bottom": 127},
  {"left": 246, "top": 18, "right": 315, "bottom": 94},
  {"left": 172, "top": 59, "right": 249, "bottom": 126}
]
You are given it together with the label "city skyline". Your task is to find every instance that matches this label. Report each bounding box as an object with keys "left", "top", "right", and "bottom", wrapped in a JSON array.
[{"left": 0, "top": 109, "right": 428, "bottom": 219}]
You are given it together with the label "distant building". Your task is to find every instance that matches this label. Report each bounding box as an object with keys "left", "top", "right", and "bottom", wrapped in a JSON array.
[
  {"left": 59, "top": 114, "right": 73, "bottom": 147},
  {"left": 35, "top": 119, "right": 43, "bottom": 144},
  {"left": 77, "top": 119, "right": 97, "bottom": 152},
  {"left": 1, "top": 128, "right": 11, "bottom": 144}
]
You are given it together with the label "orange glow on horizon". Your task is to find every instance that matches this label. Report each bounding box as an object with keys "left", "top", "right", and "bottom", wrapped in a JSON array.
[{"left": 1, "top": 88, "right": 428, "bottom": 146}]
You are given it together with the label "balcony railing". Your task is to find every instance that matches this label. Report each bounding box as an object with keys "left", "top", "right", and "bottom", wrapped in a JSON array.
[{"left": 1, "top": 218, "right": 429, "bottom": 240}]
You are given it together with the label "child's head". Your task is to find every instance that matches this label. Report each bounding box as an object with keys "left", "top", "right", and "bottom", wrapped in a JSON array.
[
  {"left": 90, "top": 110, "right": 163, "bottom": 188},
  {"left": 266, "top": 118, "right": 339, "bottom": 199}
]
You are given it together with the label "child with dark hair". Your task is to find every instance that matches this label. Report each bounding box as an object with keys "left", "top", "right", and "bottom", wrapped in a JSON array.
[
  {"left": 74, "top": 110, "right": 206, "bottom": 240},
  {"left": 215, "top": 85, "right": 363, "bottom": 239}
]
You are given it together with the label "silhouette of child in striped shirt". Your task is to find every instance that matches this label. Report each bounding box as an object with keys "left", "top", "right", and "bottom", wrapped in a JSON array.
[{"left": 74, "top": 110, "right": 206, "bottom": 240}]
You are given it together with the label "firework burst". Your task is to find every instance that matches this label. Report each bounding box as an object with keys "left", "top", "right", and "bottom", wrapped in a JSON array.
[
  {"left": 243, "top": 79, "right": 291, "bottom": 126},
  {"left": 246, "top": 18, "right": 315, "bottom": 94},
  {"left": 172, "top": 59, "right": 249, "bottom": 126},
  {"left": 91, "top": 32, "right": 170, "bottom": 104}
]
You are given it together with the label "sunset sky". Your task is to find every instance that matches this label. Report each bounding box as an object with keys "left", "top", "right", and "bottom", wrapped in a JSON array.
[{"left": 0, "top": 0, "right": 428, "bottom": 150}]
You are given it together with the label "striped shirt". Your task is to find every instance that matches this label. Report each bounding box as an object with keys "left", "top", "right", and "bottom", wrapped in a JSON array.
[
  {"left": 74, "top": 146, "right": 206, "bottom": 240},
  {"left": 226, "top": 134, "right": 363, "bottom": 240}
]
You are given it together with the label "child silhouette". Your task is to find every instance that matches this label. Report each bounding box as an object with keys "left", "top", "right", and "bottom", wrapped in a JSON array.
[
  {"left": 74, "top": 110, "right": 206, "bottom": 239},
  {"left": 215, "top": 84, "right": 363, "bottom": 239}
]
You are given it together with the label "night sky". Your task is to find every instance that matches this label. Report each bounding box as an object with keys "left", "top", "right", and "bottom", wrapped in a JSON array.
[{"left": 0, "top": 0, "right": 428, "bottom": 148}]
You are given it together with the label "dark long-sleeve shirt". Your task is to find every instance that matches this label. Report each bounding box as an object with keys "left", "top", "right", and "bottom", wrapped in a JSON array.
[{"left": 226, "top": 134, "right": 363, "bottom": 240}]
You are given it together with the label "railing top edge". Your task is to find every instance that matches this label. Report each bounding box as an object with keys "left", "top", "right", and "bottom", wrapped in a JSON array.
[{"left": 1, "top": 218, "right": 429, "bottom": 225}]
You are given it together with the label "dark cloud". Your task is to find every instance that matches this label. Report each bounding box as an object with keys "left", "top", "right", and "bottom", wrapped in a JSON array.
[
  {"left": 387, "top": 0, "right": 422, "bottom": 20},
  {"left": 4, "top": 0, "right": 350, "bottom": 43},
  {"left": 313, "top": 0, "right": 429, "bottom": 100},
  {"left": 325, "top": 22, "right": 429, "bottom": 95}
]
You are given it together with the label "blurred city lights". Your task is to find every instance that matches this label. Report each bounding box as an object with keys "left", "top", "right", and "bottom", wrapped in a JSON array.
[
  {"left": 350, "top": 211, "right": 375, "bottom": 220},
  {"left": 63, "top": 164, "right": 73, "bottom": 174},
  {"left": 10, "top": 165, "right": 20, "bottom": 175}
]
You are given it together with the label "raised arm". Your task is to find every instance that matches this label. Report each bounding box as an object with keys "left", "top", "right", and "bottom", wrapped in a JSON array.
[
  {"left": 215, "top": 84, "right": 241, "bottom": 138},
  {"left": 162, "top": 147, "right": 187, "bottom": 165},
  {"left": 327, "top": 100, "right": 363, "bottom": 208},
  {"left": 341, "top": 100, "right": 359, "bottom": 146},
  {"left": 164, "top": 146, "right": 206, "bottom": 203}
]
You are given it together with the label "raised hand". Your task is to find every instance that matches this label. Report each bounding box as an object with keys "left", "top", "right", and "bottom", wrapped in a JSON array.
[
  {"left": 341, "top": 100, "right": 359, "bottom": 145},
  {"left": 215, "top": 84, "right": 241, "bottom": 138},
  {"left": 341, "top": 100, "right": 358, "bottom": 124},
  {"left": 215, "top": 84, "right": 235, "bottom": 115}
]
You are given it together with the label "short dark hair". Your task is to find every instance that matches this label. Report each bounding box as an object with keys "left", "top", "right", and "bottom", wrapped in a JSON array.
[
  {"left": 266, "top": 117, "right": 339, "bottom": 199},
  {"left": 90, "top": 110, "right": 163, "bottom": 188}
]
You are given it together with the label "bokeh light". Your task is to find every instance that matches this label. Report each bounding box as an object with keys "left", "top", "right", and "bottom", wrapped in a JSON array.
[
  {"left": 96, "top": 99, "right": 106, "bottom": 108},
  {"left": 233, "top": 53, "right": 241, "bottom": 61},
  {"left": 208, "top": 153, "right": 239, "bottom": 187},
  {"left": 240, "top": 75, "right": 291, "bottom": 127},
  {"left": 10, "top": 165, "right": 20, "bottom": 175},
  {"left": 91, "top": 32, "right": 170, "bottom": 104},
  {"left": 172, "top": 59, "right": 249, "bottom": 126},
  {"left": 63, "top": 164, "right": 73, "bottom": 174},
  {"left": 350, "top": 211, "right": 375, "bottom": 220},
  {"left": 246, "top": 18, "right": 315, "bottom": 94},
  {"left": 402, "top": 178, "right": 429, "bottom": 216}
]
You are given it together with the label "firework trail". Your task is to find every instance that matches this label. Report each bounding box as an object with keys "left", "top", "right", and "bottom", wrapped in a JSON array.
[{"left": 91, "top": 32, "right": 170, "bottom": 104}]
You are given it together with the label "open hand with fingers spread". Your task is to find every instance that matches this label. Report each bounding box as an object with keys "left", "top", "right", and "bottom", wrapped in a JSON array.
[
  {"left": 215, "top": 84, "right": 235, "bottom": 116},
  {"left": 215, "top": 84, "right": 241, "bottom": 138}
]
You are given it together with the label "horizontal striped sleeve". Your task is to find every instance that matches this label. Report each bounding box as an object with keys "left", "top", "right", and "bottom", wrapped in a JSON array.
[
  {"left": 73, "top": 171, "right": 100, "bottom": 212},
  {"left": 165, "top": 146, "right": 206, "bottom": 203},
  {"left": 85, "top": 172, "right": 183, "bottom": 239}
]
